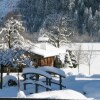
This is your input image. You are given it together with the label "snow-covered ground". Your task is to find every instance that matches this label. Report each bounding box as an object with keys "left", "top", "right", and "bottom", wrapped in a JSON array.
[{"left": 0, "top": 63, "right": 100, "bottom": 99}]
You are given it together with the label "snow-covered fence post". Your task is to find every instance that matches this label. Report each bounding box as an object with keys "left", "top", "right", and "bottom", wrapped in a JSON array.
[
  {"left": 17, "top": 61, "right": 20, "bottom": 91},
  {"left": 16, "top": 59, "right": 23, "bottom": 92},
  {"left": 17, "top": 65, "right": 20, "bottom": 92}
]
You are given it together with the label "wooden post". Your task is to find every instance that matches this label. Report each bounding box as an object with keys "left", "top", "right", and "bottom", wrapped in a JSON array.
[
  {"left": 35, "top": 74, "right": 39, "bottom": 93},
  {"left": 49, "top": 79, "right": 51, "bottom": 91},
  {"left": 46, "top": 77, "right": 49, "bottom": 91},
  {"left": 49, "top": 79, "right": 51, "bottom": 86},
  {"left": 60, "top": 76, "right": 62, "bottom": 90},
  {"left": 24, "top": 83, "right": 26, "bottom": 90}
]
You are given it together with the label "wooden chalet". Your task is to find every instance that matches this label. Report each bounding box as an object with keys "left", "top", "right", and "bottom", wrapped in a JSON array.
[{"left": 26, "top": 34, "right": 65, "bottom": 67}]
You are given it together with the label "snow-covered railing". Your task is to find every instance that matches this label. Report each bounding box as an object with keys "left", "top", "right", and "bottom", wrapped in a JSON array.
[
  {"left": 37, "top": 66, "right": 66, "bottom": 90},
  {"left": 22, "top": 67, "right": 52, "bottom": 79},
  {"left": 23, "top": 79, "right": 51, "bottom": 93},
  {"left": 22, "top": 67, "right": 52, "bottom": 92},
  {"left": 37, "top": 66, "right": 66, "bottom": 78}
]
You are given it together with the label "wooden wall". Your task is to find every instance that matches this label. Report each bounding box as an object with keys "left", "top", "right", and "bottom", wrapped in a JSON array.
[
  {"left": 24, "top": 52, "right": 55, "bottom": 67},
  {"left": 38, "top": 57, "right": 54, "bottom": 66}
]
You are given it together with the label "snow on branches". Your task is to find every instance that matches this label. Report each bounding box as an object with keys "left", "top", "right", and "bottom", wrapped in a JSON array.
[
  {"left": 0, "top": 17, "right": 25, "bottom": 48},
  {"left": 0, "top": 49, "right": 25, "bottom": 67},
  {"left": 0, "top": 17, "right": 38, "bottom": 68}
]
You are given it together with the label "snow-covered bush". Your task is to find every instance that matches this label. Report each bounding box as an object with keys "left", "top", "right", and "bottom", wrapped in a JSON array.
[
  {"left": 65, "top": 72, "right": 75, "bottom": 81},
  {"left": 67, "top": 72, "right": 73, "bottom": 76},
  {"left": 3, "top": 75, "right": 18, "bottom": 87},
  {"left": 76, "top": 73, "right": 88, "bottom": 78},
  {"left": 64, "top": 51, "right": 73, "bottom": 68},
  {"left": 0, "top": 49, "right": 26, "bottom": 69}
]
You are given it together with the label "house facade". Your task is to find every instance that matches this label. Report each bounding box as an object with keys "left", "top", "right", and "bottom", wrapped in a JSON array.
[{"left": 27, "top": 34, "right": 65, "bottom": 67}]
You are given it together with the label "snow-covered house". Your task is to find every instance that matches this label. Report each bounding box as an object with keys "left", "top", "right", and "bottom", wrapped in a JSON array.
[{"left": 28, "top": 34, "right": 65, "bottom": 67}]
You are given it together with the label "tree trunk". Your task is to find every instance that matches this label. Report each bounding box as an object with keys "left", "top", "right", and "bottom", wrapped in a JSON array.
[
  {"left": 7, "top": 67, "right": 10, "bottom": 75},
  {"left": 89, "top": 63, "right": 90, "bottom": 75},
  {"left": 57, "top": 40, "right": 60, "bottom": 48},
  {"left": 8, "top": 31, "right": 11, "bottom": 49},
  {"left": 78, "top": 64, "right": 79, "bottom": 73},
  {"left": 0, "top": 65, "right": 3, "bottom": 89}
]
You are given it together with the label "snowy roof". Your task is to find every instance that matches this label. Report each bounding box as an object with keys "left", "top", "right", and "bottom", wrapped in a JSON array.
[
  {"left": 27, "top": 45, "right": 57, "bottom": 57},
  {"left": 14, "top": 38, "right": 66, "bottom": 58},
  {"left": 38, "top": 34, "right": 49, "bottom": 42},
  {"left": 31, "top": 42, "right": 65, "bottom": 57},
  {"left": 38, "top": 36, "right": 49, "bottom": 42}
]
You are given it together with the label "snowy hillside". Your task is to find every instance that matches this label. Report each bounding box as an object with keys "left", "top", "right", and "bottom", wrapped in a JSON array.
[{"left": 0, "top": 0, "right": 20, "bottom": 20}]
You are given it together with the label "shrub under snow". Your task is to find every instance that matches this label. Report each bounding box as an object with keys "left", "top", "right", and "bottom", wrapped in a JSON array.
[{"left": 3, "top": 75, "right": 18, "bottom": 87}]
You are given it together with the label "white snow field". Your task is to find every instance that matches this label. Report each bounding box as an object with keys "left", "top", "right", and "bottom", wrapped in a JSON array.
[{"left": 0, "top": 64, "right": 100, "bottom": 99}]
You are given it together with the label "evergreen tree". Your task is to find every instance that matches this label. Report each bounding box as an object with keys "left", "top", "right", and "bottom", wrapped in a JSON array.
[
  {"left": 69, "top": 51, "right": 78, "bottom": 68},
  {"left": 68, "top": 50, "right": 78, "bottom": 68},
  {"left": 64, "top": 51, "right": 73, "bottom": 68}
]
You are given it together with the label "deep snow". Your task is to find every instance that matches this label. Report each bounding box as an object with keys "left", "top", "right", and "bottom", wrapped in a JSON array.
[{"left": 0, "top": 65, "right": 100, "bottom": 99}]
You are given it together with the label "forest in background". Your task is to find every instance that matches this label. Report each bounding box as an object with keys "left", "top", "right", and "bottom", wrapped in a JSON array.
[{"left": 1, "top": 0, "right": 100, "bottom": 42}]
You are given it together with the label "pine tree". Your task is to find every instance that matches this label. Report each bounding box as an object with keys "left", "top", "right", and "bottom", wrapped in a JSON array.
[
  {"left": 64, "top": 51, "right": 73, "bottom": 68},
  {"left": 94, "top": 9, "right": 100, "bottom": 40},
  {"left": 68, "top": 50, "right": 78, "bottom": 68},
  {"left": 88, "top": 14, "right": 94, "bottom": 37}
]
